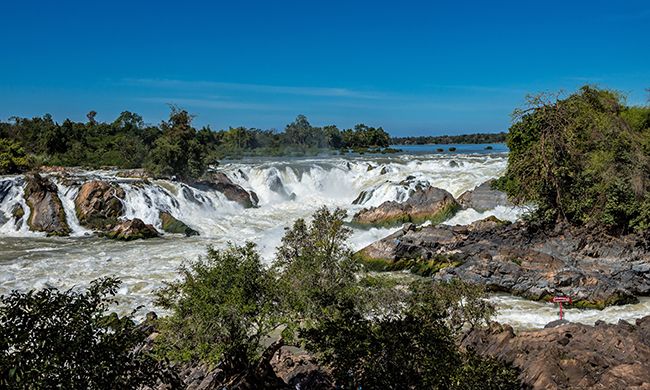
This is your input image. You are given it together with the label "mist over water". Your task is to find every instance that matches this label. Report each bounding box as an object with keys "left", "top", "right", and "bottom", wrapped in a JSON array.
[{"left": 1, "top": 150, "right": 648, "bottom": 328}]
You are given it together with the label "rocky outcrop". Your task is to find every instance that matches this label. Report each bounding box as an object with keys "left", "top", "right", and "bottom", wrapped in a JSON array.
[
  {"left": 357, "top": 220, "right": 650, "bottom": 308},
  {"left": 75, "top": 180, "right": 125, "bottom": 230},
  {"left": 10, "top": 203, "right": 24, "bottom": 227},
  {"left": 159, "top": 211, "right": 199, "bottom": 236},
  {"left": 23, "top": 174, "right": 70, "bottom": 236},
  {"left": 457, "top": 179, "right": 512, "bottom": 212},
  {"left": 192, "top": 172, "right": 259, "bottom": 208},
  {"left": 463, "top": 316, "right": 650, "bottom": 390},
  {"left": 105, "top": 218, "right": 159, "bottom": 241},
  {"left": 352, "top": 185, "right": 459, "bottom": 227},
  {"left": 273, "top": 348, "right": 334, "bottom": 389}
]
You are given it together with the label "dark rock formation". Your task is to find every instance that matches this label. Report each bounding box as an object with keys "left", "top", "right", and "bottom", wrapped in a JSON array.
[
  {"left": 463, "top": 316, "right": 650, "bottom": 390},
  {"left": 23, "top": 174, "right": 70, "bottom": 236},
  {"left": 352, "top": 185, "right": 459, "bottom": 227},
  {"left": 75, "top": 180, "right": 125, "bottom": 230},
  {"left": 357, "top": 220, "right": 650, "bottom": 308},
  {"left": 105, "top": 218, "right": 159, "bottom": 241},
  {"left": 457, "top": 179, "right": 513, "bottom": 212},
  {"left": 10, "top": 203, "right": 24, "bottom": 226},
  {"left": 192, "top": 172, "right": 258, "bottom": 208},
  {"left": 159, "top": 211, "right": 199, "bottom": 237}
]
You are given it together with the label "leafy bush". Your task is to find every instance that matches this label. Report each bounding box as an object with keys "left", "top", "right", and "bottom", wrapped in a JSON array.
[
  {"left": 497, "top": 86, "right": 650, "bottom": 233},
  {"left": 154, "top": 243, "right": 283, "bottom": 375},
  {"left": 0, "top": 277, "right": 175, "bottom": 389}
]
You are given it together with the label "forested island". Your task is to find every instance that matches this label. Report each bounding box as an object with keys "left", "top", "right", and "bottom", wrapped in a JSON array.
[
  {"left": 391, "top": 132, "right": 507, "bottom": 145},
  {"left": 2, "top": 86, "right": 650, "bottom": 389}
]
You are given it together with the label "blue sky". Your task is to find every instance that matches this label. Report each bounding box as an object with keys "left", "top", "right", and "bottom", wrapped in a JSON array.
[{"left": 1, "top": 1, "right": 648, "bottom": 136}]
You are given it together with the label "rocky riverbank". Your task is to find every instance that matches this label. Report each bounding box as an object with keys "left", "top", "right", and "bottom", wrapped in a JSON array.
[
  {"left": 357, "top": 218, "right": 650, "bottom": 308},
  {"left": 463, "top": 316, "right": 650, "bottom": 389}
]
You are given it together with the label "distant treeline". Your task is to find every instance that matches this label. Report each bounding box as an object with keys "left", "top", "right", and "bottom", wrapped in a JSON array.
[
  {"left": 391, "top": 132, "right": 507, "bottom": 145},
  {"left": 0, "top": 110, "right": 391, "bottom": 179}
]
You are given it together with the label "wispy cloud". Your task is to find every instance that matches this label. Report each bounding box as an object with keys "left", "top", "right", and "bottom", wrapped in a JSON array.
[
  {"left": 425, "top": 84, "right": 528, "bottom": 94},
  {"left": 124, "top": 78, "right": 382, "bottom": 99},
  {"left": 137, "top": 97, "right": 281, "bottom": 111}
]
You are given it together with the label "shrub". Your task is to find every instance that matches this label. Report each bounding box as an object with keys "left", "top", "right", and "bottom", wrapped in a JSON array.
[{"left": 0, "top": 277, "right": 175, "bottom": 389}]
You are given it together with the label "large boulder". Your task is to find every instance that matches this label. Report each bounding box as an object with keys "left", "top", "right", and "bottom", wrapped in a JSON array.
[
  {"left": 75, "top": 180, "right": 125, "bottom": 230},
  {"left": 463, "top": 316, "right": 650, "bottom": 390},
  {"left": 352, "top": 185, "right": 459, "bottom": 227},
  {"left": 457, "top": 179, "right": 512, "bottom": 212},
  {"left": 159, "top": 211, "right": 199, "bottom": 237},
  {"left": 192, "top": 172, "right": 258, "bottom": 208},
  {"left": 23, "top": 174, "right": 70, "bottom": 236},
  {"left": 105, "top": 218, "right": 160, "bottom": 241}
]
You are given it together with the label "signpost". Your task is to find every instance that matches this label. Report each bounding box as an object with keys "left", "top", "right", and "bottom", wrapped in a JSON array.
[{"left": 552, "top": 296, "right": 572, "bottom": 320}]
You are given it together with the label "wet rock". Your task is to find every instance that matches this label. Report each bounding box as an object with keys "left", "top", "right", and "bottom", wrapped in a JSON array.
[
  {"left": 115, "top": 168, "right": 150, "bottom": 179},
  {"left": 463, "top": 316, "right": 650, "bottom": 390},
  {"left": 192, "top": 172, "right": 258, "bottom": 208},
  {"left": 75, "top": 180, "right": 125, "bottom": 230},
  {"left": 449, "top": 160, "right": 459, "bottom": 168},
  {"left": 380, "top": 166, "right": 389, "bottom": 175},
  {"left": 352, "top": 186, "right": 459, "bottom": 227},
  {"left": 457, "top": 179, "right": 513, "bottom": 212},
  {"left": 159, "top": 211, "right": 199, "bottom": 237},
  {"left": 23, "top": 174, "right": 70, "bottom": 236},
  {"left": 358, "top": 219, "right": 650, "bottom": 308},
  {"left": 10, "top": 203, "right": 24, "bottom": 227},
  {"left": 105, "top": 218, "right": 159, "bottom": 241}
]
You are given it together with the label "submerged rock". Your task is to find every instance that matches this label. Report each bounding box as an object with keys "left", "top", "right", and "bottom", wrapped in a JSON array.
[
  {"left": 192, "top": 172, "right": 258, "bottom": 208},
  {"left": 352, "top": 186, "right": 459, "bottom": 227},
  {"left": 159, "top": 211, "right": 199, "bottom": 237},
  {"left": 357, "top": 219, "right": 650, "bottom": 308},
  {"left": 105, "top": 218, "right": 160, "bottom": 241},
  {"left": 23, "top": 174, "right": 70, "bottom": 236},
  {"left": 457, "top": 179, "right": 512, "bottom": 212},
  {"left": 75, "top": 180, "right": 125, "bottom": 230},
  {"left": 463, "top": 316, "right": 650, "bottom": 390}
]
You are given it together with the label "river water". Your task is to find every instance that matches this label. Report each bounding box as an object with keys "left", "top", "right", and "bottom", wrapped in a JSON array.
[{"left": 1, "top": 145, "right": 649, "bottom": 329}]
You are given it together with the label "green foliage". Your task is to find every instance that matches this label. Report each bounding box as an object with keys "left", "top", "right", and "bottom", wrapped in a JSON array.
[
  {"left": 154, "top": 243, "right": 283, "bottom": 375},
  {"left": 301, "top": 280, "right": 519, "bottom": 389},
  {"left": 146, "top": 107, "right": 207, "bottom": 180},
  {"left": 0, "top": 138, "right": 30, "bottom": 174},
  {"left": 274, "top": 207, "right": 360, "bottom": 337},
  {"left": 497, "top": 86, "right": 650, "bottom": 233},
  {"left": 0, "top": 277, "right": 176, "bottom": 389}
]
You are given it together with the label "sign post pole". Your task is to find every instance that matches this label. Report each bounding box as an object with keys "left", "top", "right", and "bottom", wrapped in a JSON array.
[{"left": 551, "top": 296, "right": 572, "bottom": 320}]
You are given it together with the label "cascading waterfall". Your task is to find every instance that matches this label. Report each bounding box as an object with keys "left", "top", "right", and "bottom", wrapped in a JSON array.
[{"left": 6, "top": 152, "right": 642, "bottom": 329}]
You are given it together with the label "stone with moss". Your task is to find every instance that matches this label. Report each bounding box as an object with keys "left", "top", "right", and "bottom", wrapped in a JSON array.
[
  {"left": 352, "top": 186, "right": 459, "bottom": 228},
  {"left": 159, "top": 211, "right": 199, "bottom": 236},
  {"left": 104, "top": 218, "right": 160, "bottom": 241}
]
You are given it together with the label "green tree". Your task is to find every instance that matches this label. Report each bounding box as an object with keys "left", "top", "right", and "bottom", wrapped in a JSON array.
[
  {"left": 0, "top": 138, "right": 30, "bottom": 174},
  {"left": 497, "top": 86, "right": 650, "bottom": 233},
  {"left": 0, "top": 277, "right": 177, "bottom": 389},
  {"left": 146, "top": 107, "right": 207, "bottom": 180}
]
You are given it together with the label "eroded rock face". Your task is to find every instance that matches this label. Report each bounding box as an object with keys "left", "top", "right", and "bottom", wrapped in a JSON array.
[
  {"left": 192, "top": 172, "right": 258, "bottom": 208},
  {"left": 159, "top": 211, "right": 199, "bottom": 237},
  {"left": 463, "top": 316, "right": 650, "bottom": 390},
  {"left": 75, "top": 180, "right": 125, "bottom": 230},
  {"left": 105, "top": 218, "right": 159, "bottom": 241},
  {"left": 352, "top": 186, "right": 459, "bottom": 227},
  {"left": 23, "top": 174, "right": 70, "bottom": 236},
  {"left": 457, "top": 179, "right": 512, "bottom": 212},
  {"left": 357, "top": 220, "right": 650, "bottom": 308}
]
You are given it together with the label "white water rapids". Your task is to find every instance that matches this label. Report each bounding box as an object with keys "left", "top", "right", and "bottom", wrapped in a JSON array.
[{"left": 1, "top": 151, "right": 649, "bottom": 329}]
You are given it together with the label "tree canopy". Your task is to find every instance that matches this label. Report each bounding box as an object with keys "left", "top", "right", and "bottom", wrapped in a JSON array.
[{"left": 497, "top": 86, "right": 650, "bottom": 233}]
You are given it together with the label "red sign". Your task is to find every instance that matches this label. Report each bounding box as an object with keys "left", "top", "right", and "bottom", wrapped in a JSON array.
[{"left": 552, "top": 296, "right": 572, "bottom": 303}]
